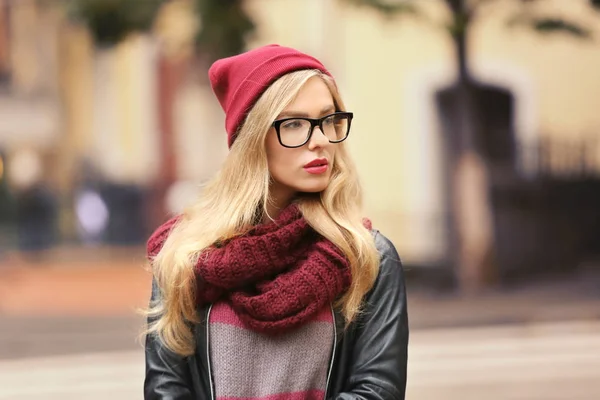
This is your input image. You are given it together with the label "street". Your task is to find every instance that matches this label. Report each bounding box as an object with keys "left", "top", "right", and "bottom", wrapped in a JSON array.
[
  {"left": 408, "top": 320, "right": 600, "bottom": 400},
  {"left": 1, "top": 256, "right": 599, "bottom": 399},
  {"left": 1, "top": 319, "right": 599, "bottom": 400}
]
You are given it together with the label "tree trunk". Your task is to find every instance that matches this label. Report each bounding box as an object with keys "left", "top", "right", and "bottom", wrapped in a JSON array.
[{"left": 443, "top": 0, "right": 497, "bottom": 293}]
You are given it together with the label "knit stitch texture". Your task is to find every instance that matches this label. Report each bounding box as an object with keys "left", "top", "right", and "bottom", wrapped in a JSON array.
[{"left": 147, "top": 204, "right": 354, "bottom": 335}]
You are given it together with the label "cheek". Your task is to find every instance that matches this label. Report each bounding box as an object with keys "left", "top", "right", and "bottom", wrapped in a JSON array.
[
  {"left": 268, "top": 152, "right": 297, "bottom": 184},
  {"left": 330, "top": 147, "right": 337, "bottom": 164},
  {"left": 266, "top": 132, "right": 296, "bottom": 181}
]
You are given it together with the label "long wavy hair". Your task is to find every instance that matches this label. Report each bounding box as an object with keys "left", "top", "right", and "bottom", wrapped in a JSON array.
[{"left": 146, "top": 69, "right": 380, "bottom": 356}]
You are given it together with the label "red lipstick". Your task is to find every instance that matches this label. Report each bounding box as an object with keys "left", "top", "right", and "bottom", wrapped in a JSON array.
[{"left": 304, "top": 158, "right": 329, "bottom": 174}]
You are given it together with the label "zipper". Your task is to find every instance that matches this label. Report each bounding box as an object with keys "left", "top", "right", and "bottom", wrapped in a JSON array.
[
  {"left": 206, "top": 304, "right": 215, "bottom": 400},
  {"left": 323, "top": 304, "right": 337, "bottom": 399}
]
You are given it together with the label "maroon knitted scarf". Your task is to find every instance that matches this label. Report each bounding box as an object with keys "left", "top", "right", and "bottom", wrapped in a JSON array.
[{"left": 147, "top": 204, "right": 364, "bottom": 335}]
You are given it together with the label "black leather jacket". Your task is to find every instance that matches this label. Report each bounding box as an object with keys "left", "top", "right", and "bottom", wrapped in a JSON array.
[{"left": 144, "top": 230, "right": 409, "bottom": 399}]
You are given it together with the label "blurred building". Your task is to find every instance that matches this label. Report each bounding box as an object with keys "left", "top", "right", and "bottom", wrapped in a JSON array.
[
  {"left": 0, "top": 0, "right": 599, "bottom": 279},
  {"left": 247, "top": 0, "right": 600, "bottom": 280},
  {"left": 0, "top": 0, "right": 63, "bottom": 251}
]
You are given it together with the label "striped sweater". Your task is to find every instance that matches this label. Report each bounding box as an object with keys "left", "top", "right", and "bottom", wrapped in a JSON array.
[{"left": 208, "top": 302, "right": 335, "bottom": 400}]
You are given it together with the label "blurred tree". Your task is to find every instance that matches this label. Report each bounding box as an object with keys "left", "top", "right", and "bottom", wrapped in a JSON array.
[
  {"left": 345, "top": 0, "right": 600, "bottom": 292},
  {"left": 66, "top": 0, "right": 255, "bottom": 61},
  {"left": 65, "top": 0, "right": 164, "bottom": 47},
  {"left": 193, "top": 0, "right": 255, "bottom": 65}
]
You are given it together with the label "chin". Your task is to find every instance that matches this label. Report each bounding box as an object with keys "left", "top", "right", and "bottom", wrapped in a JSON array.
[{"left": 296, "top": 179, "right": 330, "bottom": 193}]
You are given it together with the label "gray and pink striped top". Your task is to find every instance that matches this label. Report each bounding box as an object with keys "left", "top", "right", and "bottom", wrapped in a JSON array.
[{"left": 208, "top": 302, "right": 335, "bottom": 400}]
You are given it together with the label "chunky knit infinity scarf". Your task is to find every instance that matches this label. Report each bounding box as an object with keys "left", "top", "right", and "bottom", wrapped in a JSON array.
[{"left": 147, "top": 204, "right": 354, "bottom": 335}]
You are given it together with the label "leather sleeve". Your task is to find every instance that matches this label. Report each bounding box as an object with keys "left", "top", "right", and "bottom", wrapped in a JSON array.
[
  {"left": 144, "top": 279, "right": 195, "bottom": 400},
  {"left": 334, "top": 231, "right": 409, "bottom": 400}
]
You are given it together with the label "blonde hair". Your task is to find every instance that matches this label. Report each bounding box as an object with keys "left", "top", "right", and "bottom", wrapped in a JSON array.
[{"left": 146, "top": 69, "right": 380, "bottom": 356}]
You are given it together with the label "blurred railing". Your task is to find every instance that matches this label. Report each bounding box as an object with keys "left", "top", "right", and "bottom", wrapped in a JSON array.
[
  {"left": 518, "top": 135, "right": 600, "bottom": 179},
  {"left": 491, "top": 134, "right": 600, "bottom": 283}
]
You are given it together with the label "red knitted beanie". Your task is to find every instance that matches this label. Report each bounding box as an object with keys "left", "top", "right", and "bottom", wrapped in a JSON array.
[{"left": 208, "top": 44, "right": 331, "bottom": 148}]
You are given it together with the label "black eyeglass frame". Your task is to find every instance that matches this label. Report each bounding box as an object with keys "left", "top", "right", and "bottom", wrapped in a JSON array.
[{"left": 271, "top": 111, "right": 353, "bottom": 148}]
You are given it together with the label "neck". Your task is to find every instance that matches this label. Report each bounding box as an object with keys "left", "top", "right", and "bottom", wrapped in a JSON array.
[{"left": 263, "top": 188, "right": 295, "bottom": 223}]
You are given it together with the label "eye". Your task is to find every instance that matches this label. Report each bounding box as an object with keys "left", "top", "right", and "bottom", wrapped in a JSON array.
[
  {"left": 281, "top": 119, "right": 305, "bottom": 130},
  {"left": 323, "top": 116, "right": 335, "bottom": 126}
]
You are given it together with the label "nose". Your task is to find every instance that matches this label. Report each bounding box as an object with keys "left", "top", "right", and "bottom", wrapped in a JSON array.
[{"left": 307, "top": 126, "right": 329, "bottom": 149}]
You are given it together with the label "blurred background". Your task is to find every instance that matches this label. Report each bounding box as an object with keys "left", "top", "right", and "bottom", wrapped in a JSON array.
[{"left": 0, "top": 0, "right": 599, "bottom": 398}]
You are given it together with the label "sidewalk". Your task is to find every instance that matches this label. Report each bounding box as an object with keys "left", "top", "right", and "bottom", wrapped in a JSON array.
[
  {"left": 2, "top": 248, "right": 599, "bottom": 322},
  {"left": 407, "top": 277, "right": 600, "bottom": 329},
  {"left": 1, "top": 248, "right": 600, "bottom": 359},
  {"left": 0, "top": 246, "right": 151, "bottom": 316},
  {"left": 0, "top": 248, "right": 151, "bottom": 359}
]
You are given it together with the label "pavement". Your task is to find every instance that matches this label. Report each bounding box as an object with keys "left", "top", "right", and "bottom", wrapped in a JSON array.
[
  {"left": 1, "top": 248, "right": 600, "bottom": 399},
  {"left": 0, "top": 246, "right": 150, "bottom": 359},
  {"left": 1, "top": 319, "right": 599, "bottom": 400},
  {"left": 0, "top": 246, "right": 151, "bottom": 317},
  {"left": 1, "top": 246, "right": 600, "bottom": 360},
  {"left": 407, "top": 319, "right": 600, "bottom": 400}
]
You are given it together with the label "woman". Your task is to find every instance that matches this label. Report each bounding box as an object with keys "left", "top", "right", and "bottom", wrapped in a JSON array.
[{"left": 144, "top": 44, "right": 409, "bottom": 400}]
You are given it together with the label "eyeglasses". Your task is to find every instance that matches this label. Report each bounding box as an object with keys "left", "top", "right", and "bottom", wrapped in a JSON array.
[{"left": 272, "top": 111, "right": 353, "bottom": 148}]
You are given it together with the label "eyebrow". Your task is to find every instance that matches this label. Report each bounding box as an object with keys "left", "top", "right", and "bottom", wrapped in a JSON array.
[{"left": 277, "top": 105, "right": 336, "bottom": 119}]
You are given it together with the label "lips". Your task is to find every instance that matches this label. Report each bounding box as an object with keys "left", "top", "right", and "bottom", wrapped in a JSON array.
[
  {"left": 304, "top": 158, "right": 328, "bottom": 168},
  {"left": 303, "top": 158, "right": 329, "bottom": 175}
]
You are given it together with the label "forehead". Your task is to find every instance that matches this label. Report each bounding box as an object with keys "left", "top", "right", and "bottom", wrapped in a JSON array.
[{"left": 283, "top": 76, "right": 335, "bottom": 113}]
